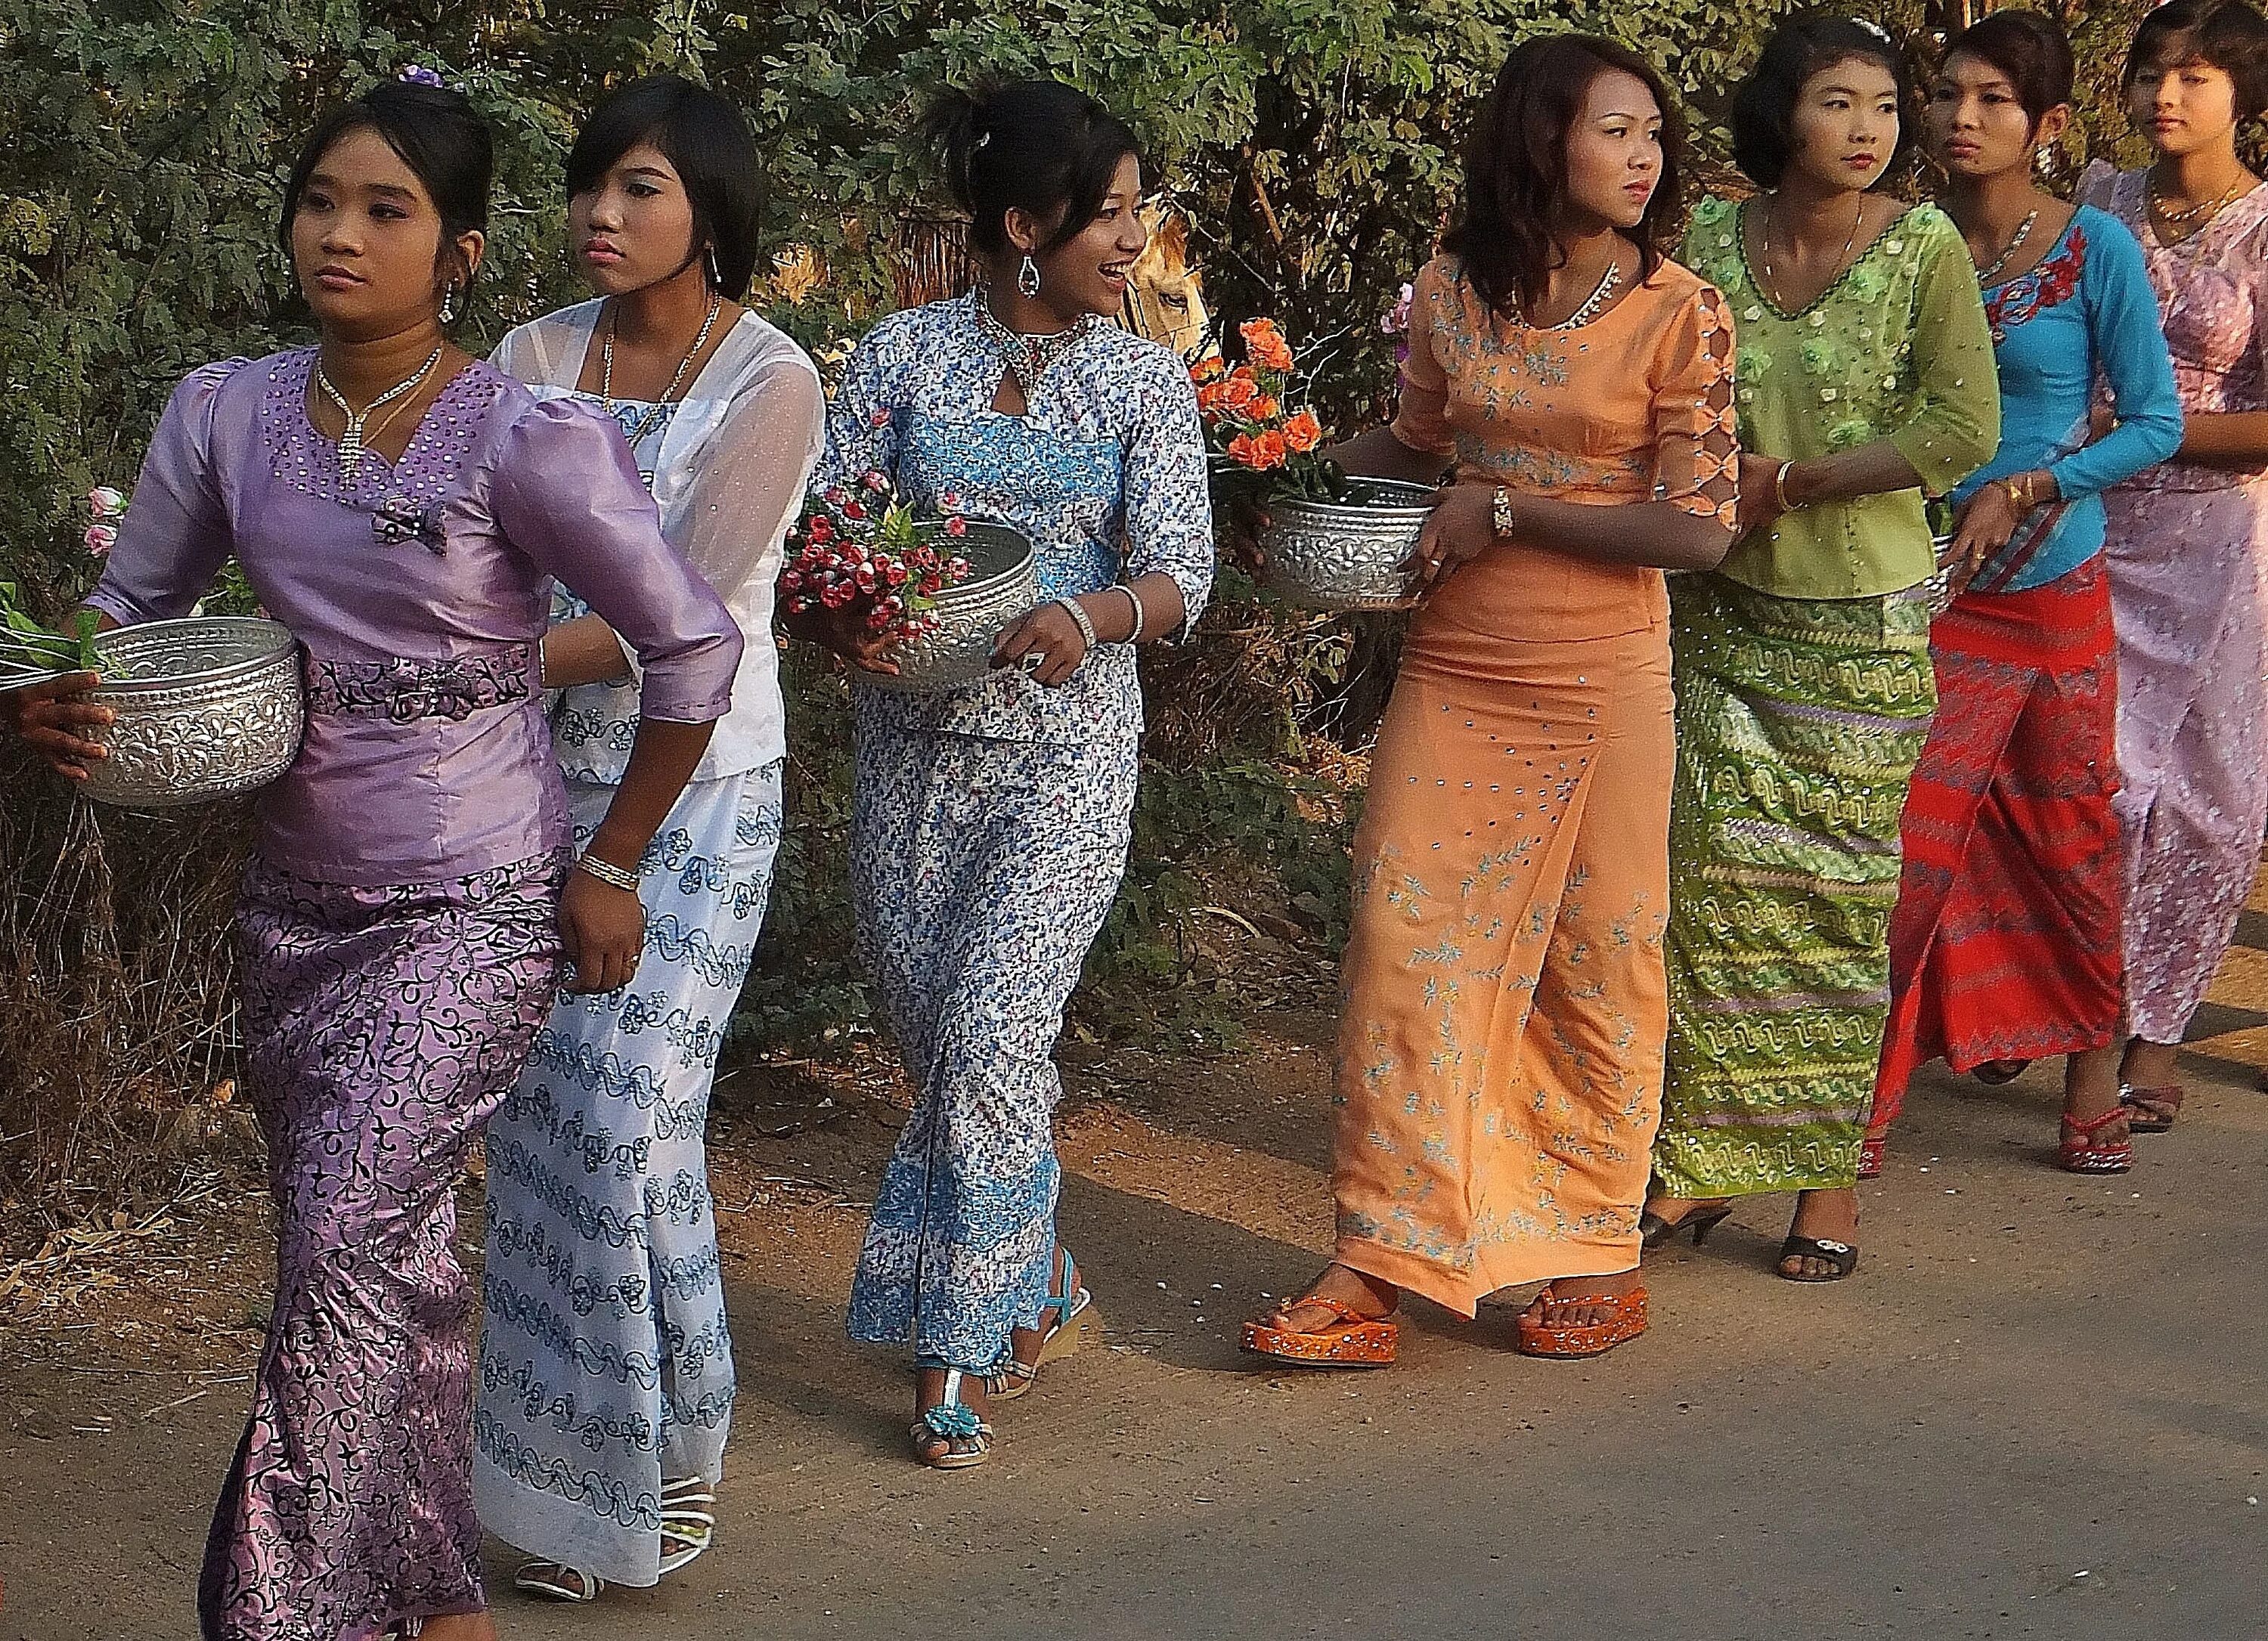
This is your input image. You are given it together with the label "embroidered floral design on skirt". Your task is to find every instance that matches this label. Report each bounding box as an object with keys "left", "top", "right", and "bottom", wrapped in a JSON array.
[
  {"left": 1653, "top": 574, "right": 1936, "bottom": 1198},
  {"left": 200, "top": 850, "right": 566, "bottom": 1641},
  {"left": 844, "top": 723, "right": 1136, "bottom": 1368},
  {"left": 1868, "top": 561, "right": 2123, "bottom": 1150},
  {"left": 473, "top": 763, "right": 782, "bottom": 1587}
]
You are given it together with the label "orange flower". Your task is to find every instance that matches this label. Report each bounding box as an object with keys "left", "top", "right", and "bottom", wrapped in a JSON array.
[
  {"left": 1283, "top": 410, "right": 1323, "bottom": 453},
  {"left": 1219, "top": 373, "right": 1259, "bottom": 412},
  {"left": 1190, "top": 356, "right": 1225, "bottom": 385},
  {"left": 1241, "top": 317, "right": 1295, "bottom": 372},
  {"left": 1195, "top": 381, "right": 1227, "bottom": 416},
  {"left": 1251, "top": 395, "right": 1281, "bottom": 422},
  {"left": 1228, "top": 430, "right": 1287, "bottom": 471}
]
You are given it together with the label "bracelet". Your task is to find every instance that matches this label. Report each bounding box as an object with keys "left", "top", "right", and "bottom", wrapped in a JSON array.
[
  {"left": 575, "top": 853, "right": 641, "bottom": 893},
  {"left": 1118, "top": 584, "right": 1145, "bottom": 642},
  {"left": 1773, "top": 460, "right": 1796, "bottom": 514},
  {"left": 1053, "top": 595, "right": 1098, "bottom": 652},
  {"left": 1492, "top": 485, "right": 1515, "bottom": 539},
  {"left": 2003, "top": 477, "right": 2028, "bottom": 512}
]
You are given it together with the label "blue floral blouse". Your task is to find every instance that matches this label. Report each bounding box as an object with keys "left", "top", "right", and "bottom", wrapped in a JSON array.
[{"left": 819, "top": 291, "right": 1214, "bottom": 745}]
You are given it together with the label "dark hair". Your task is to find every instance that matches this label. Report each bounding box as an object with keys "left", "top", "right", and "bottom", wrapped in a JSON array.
[
  {"left": 1945, "top": 11, "right": 2077, "bottom": 132},
  {"left": 928, "top": 79, "right": 1142, "bottom": 259},
  {"left": 280, "top": 80, "right": 493, "bottom": 299},
  {"left": 1442, "top": 34, "right": 1686, "bottom": 320},
  {"left": 2126, "top": 0, "right": 2268, "bottom": 123},
  {"left": 565, "top": 76, "right": 764, "bottom": 299},
  {"left": 1731, "top": 15, "right": 1919, "bottom": 190}
]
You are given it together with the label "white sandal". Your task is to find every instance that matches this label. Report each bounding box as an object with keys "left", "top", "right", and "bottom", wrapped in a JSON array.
[
  {"left": 658, "top": 1475, "right": 717, "bottom": 1574},
  {"left": 514, "top": 1560, "right": 607, "bottom": 1602}
]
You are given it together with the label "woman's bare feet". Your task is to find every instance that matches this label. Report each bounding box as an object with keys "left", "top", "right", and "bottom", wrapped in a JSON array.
[
  {"left": 1520, "top": 1267, "right": 1643, "bottom": 1329},
  {"left": 1253, "top": 1262, "right": 1398, "bottom": 1333},
  {"left": 418, "top": 1613, "right": 500, "bottom": 1641},
  {"left": 1782, "top": 1187, "right": 1859, "bottom": 1279},
  {"left": 912, "top": 1365, "right": 990, "bottom": 1466}
]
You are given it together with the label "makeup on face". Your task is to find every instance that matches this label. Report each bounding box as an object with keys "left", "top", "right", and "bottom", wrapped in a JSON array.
[
  {"left": 1790, "top": 57, "right": 1902, "bottom": 192},
  {"left": 1566, "top": 69, "right": 1665, "bottom": 229},
  {"left": 569, "top": 144, "right": 702, "bottom": 295},
  {"left": 292, "top": 126, "right": 456, "bottom": 329}
]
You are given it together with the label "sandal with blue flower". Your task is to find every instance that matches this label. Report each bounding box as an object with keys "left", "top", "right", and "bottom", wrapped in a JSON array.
[
  {"left": 909, "top": 1362, "right": 993, "bottom": 1470},
  {"left": 984, "top": 1247, "right": 1095, "bottom": 1403}
]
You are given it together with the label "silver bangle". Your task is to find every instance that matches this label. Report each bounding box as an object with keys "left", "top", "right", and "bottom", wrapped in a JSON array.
[
  {"left": 1053, "top": 595, "right": 1098, "bottom": 651},
  {"left": 1118, "top": 584, "right": 1145, "bottom": 643},
  {"left": 575, "top": 853, "right": 640, "bottom": 893}
]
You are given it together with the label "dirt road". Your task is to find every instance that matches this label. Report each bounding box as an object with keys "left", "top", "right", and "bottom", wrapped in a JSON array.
[{"left": 8, "top": 923, "right": 2268, "bottom": 1639}]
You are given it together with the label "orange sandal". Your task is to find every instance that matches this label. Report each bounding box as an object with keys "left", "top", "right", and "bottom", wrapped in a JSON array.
[
  {"left": 1514, "top": 1283, "right": 1648, "bottom": 1359},
  {"left": 1239, "top": 1293, "right": 1399, "bottom": 1368},
  {"left": 2059, "top": 1104, "right": 2133, "bottom": 1174}
]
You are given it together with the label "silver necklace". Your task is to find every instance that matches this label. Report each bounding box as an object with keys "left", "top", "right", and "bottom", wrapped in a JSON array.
[
  {"left": 1975, "top": 209, "right": 2040, "bottom": 286},
  {"left": 602, "top": 292, "right": 723, "bottom": 447},
  {"left": 1514, "top": 255, "right": 1622, "bottom": 331},
  {"left": 973, "top": 292, "right": 1095, "bottom": 399},
  {"left": 316, "top": 344, "right": 445, "bottom": 485},
  {"left": 1755, "top": 194, "right": 1867, "bottom": 313}
]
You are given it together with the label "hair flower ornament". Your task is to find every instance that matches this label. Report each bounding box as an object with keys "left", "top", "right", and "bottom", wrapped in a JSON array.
[{"left": 398, "top": 64, "right": 446, "bottom": 88}]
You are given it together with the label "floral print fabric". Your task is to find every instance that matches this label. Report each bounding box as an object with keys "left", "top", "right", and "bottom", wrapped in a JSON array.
[
  {"left": 845, "top": 727, "right": 1137, "bottom": 1367},
  {"left": 200, "top": 852, "right": 567, "bottom": 1641},
  {"left": 2086, "top": 167, "right": 2268, "bottom": 1043},
  {"left": 474, "top": 766, "right": 782, "bottom": 1586},
  {"left": 1684, "top": 197, "right": 2000, "bottom": 599}
]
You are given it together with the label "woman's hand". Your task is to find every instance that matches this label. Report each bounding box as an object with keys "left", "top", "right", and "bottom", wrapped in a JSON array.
[
  {"left": 1950, "top": 484, "right": 2021, "bottom": 580},
  {"left": 1219, "top": 491, "right": 1272, "bottom": 578},
  {"left": 1408, "top": 481, "right": 1496, "bottom": 591},
  {"left": 3, "top": 672, "right": 112, "bottom": 780},
  {"left": 782, "top": 602, "right": 901, "bottom": 677},
  {"left": 1737, "top": 452, "right": 1789, "bottom": 533},
  {"left": 991, "top": 599, "right": 1089, "bottom": 688},
  {"left": 559, "top": 866, "right": 646, "bottom": 995}
]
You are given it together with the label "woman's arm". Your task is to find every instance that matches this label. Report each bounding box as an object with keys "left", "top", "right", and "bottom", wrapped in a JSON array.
[
  {"left": 2174, "top": 410, "right": 2268, "bottom": 468},
  {"left": 2051, "top": 219, "right": 2185, "bottom": 494}
]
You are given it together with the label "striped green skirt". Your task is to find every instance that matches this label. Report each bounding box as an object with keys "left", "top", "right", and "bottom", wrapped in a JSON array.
[{"left": 1653, "top": 573, "right": 1936, "bottom": 1198}]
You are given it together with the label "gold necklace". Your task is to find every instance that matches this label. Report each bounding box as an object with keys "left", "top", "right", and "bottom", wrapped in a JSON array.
[
  {"left": 316, "top": 344, "right": 445, "bottom": 484},
  {"left": 601, "top": 292, "right": 723, "bottom": 447},
  {"left": 1756, "top": 194, "right": 1867, "bottom": 312},
  {"left": 2148, "top": 171, "right": 2251, "bottom": 242}
]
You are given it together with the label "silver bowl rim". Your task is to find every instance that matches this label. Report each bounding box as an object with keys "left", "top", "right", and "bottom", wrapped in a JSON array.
[
  {"left": 925, "top": 520, "right": 1036, "bottom": 603},
  {"left": 89, "top": 615, "right": 299, "bottom": 698},
  {"left": 1269, "top": 478, "right": 1437, "bottom": 525}
]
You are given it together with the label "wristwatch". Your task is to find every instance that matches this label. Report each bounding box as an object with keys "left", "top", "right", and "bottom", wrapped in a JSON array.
[{"left": 1492, "top": 485, "right": 1515, "bottom": 539}]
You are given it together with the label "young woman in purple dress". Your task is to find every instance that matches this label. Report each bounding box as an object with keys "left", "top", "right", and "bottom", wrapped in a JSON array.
[{"left": 7, "top": 77, "right": 740, "bottom": 1641}]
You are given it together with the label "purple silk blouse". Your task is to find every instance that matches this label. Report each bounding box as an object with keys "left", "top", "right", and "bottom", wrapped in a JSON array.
[{"left": 89, "top": 349, "right": 742, "bottom": 887}]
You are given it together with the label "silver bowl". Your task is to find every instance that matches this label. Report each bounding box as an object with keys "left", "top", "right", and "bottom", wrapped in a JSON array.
[
  {"left": 863, "top": 522, "right": 1039, "bottom": 694},
  {"left": 1259, "top": 478, "right": 1434, "bottom": 612},
  {"left": 80, "top": 616, "right": 304, "bottom": 808}
]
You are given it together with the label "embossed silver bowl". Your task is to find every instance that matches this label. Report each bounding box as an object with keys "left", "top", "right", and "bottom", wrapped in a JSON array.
[
  {"left": 80, "top": 617, "right": 304, "bottom": 808},
  {"left": 865, "top": 523, "right": 1039, "bottom": 694},
  {"left": 1924, "top": 533, "right": 1962, "bottom": 618},
  {"left": 1259, "top": 478, "right": 1435, "bottom": 612}
]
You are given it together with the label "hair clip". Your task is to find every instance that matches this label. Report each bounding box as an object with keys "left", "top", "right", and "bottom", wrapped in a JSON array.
[
  {"left": 398, "top": 64, "right": 446, "bottom": 88},
  {"left": 973, "top": 129, "right": 993, "bottom": 150},
  {"left": 1851, "top": 19, "right": 1893, "bottom": 43}
]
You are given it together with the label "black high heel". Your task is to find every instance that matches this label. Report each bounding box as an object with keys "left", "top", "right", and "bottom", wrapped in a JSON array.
[{"left": 1639, "top": 1202, "right": 1734, "bottom": 1249}]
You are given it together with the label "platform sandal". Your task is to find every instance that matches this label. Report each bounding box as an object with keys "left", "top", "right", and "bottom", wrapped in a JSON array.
[
  {"left": 658, "top": 1475, "right": 716, "bottom": 1574},
  {"left": 2059, "top": 1104, "right": 2133, "bottom": 1174},
  {"left": 515, "top": 1561, "right": 607, "bottom": 1603},
  {"left": 1514, "top": 1283, "right": 1648, "bottom": 1359},
  {"left": 910, "top": 1363, "right": 993, "bottom": 1469},
  {"left": 1639, "top": 1202, "right": 1732, "bottom": 1249},
  {"left": 1857, "top": 1134, "right": 1886, "bottom": 1181},
  {"left": 983, "top": 1247, "right": 1094, "bottom": 1403},
  {"left": 1777, "top": 1235, "right": 1859, "bottom": 1282},
  {"left": 1240, "top": 1293, "right": 1399, "bottom": 1368},
  {"left": 2119, "top": 1082, "right": 2183, "bottom": 1135}
]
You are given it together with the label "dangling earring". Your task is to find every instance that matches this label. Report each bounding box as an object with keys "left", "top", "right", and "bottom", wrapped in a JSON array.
[
  {"left": 439, "top": 281, "right": 460, "bottom": 324},
  {"left": 705, "top": 245, "right": 720, "bottom": 289},
  {"left": 2035, "top": 144, "right": 2056, "bottom": 175},
  {"left": 1017, "top": 255, "right": 1042, "bottom": 299}
]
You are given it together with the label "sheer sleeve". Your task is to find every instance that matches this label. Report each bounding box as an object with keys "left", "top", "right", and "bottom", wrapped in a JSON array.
[
  {"left": 488, "top": 398, "right": 742, "bottom": 723},
  {"left": 1389, "top": 260, "right": 1457, "bottom": 457},
  {"left": 1650, "top": 283, "right": 1740, "bottom": 527},
  {"left": 1889, "top": 215, "right": 2003, "bottom": 495},
  {"left": 674, "top": 355, "right": 826, "bottom": 606},
  {"left": 85, "top": 361, "right": 246, "bottom": 627},
  {"left": 816, "top": 316, "right": 909, "bottom": 491},
  {"left": 1118, "top": 344, "right": 1214, "bottom": 633},
  {"left": 2056, "top": 213, "right": 2183, "bottom": 500}
]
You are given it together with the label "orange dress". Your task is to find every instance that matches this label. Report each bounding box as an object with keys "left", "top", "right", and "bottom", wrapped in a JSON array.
[{"left": 1332, "top": 252, "right": 1737, "bottom": 1314}]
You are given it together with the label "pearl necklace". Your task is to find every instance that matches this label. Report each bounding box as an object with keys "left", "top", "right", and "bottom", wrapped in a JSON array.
[
  {"left": 1512, "top": 255, "right": 1622, "bottom": 331},
  {"left": 1975, "top": 209, "right": 2040, "bottom": 287},
  {"left": 316, "top": 344, "right": 445, "bottom": 484},
  {"left": 602, "top": 292, "right": 723, "bottom": 447}
]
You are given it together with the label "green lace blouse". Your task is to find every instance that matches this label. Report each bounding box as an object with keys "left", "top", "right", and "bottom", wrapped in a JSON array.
[{"left": 1684, "top": 196, "right": 2000, "bottom": 599}]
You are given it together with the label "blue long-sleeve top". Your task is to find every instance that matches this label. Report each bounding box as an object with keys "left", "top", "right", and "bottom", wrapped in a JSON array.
[{"left": 1957, "top": 204, "right": 2184, "bottom": 590}]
